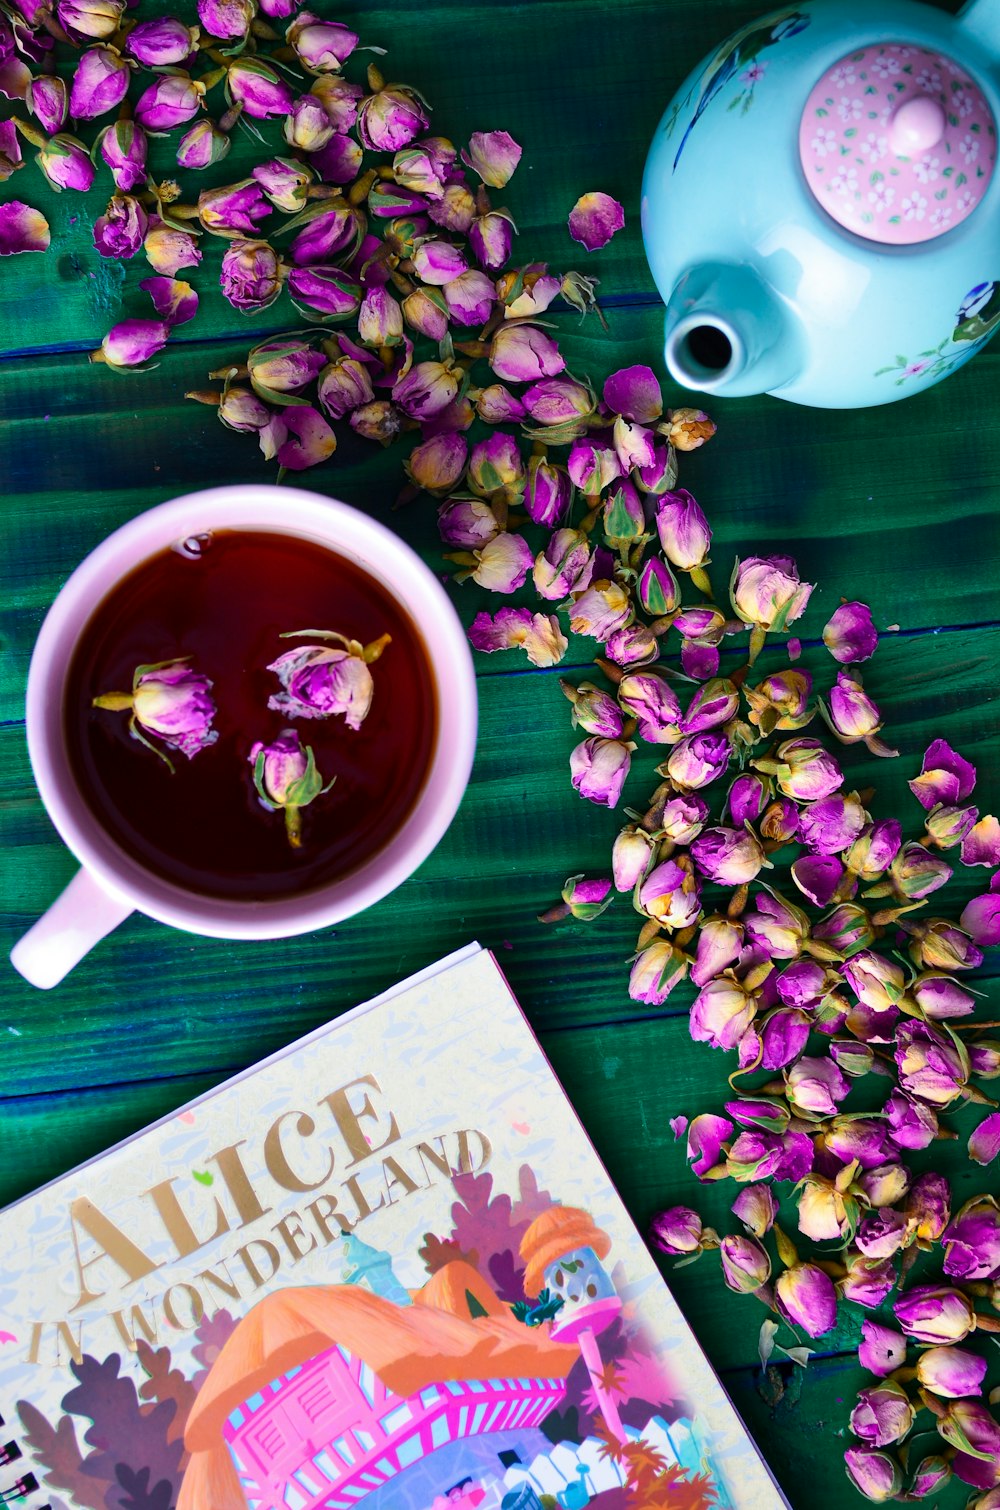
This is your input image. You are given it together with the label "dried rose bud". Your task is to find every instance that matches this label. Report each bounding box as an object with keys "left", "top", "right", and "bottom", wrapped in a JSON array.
[
  {"left": 251, "top": 729, "right": 332, "bottom": 849},
  {"left": 227, "top": 57, "right": 295, "bottom": 120},
  {"left": 760, "top": 798, "right": 799, "bottom": 843},
  {"left": 921, "top": 802, "right": 978, "bottom": 849},
  {"left": 443, "top": 269, "right": 495, "bottom": 327},
  {"left": 199, "top": 179, "right": 272, "bottom": 238},
  {"left": 469, "top": 207, "right": 514, "bottom": 270},
  {"left": 391, "top": 358, "right": 457, "bottom": 420},
  {"left": 845, "top": 819, "right": 902, "bottom": 878},
  {"left": 689, "top": 916, "right": 742, "bottom": 987},
  {"left": 475, "top": 383, "right": 525, "bottom": 425},
  {"left": 637, "top": 556, "right": 681, "bottom": 618},
  {"left": 93, "top": 193, "right": 148, "bottom": 260},
  {"left": 557, "top": 874, "right": 613, "bottom": 922},
  {"left": 858, "top": 1319, "right": 907, "bottom": 1378},
  {"left": 774, "top": 1263, "right": 837, "bottom": 1338},
  {"left": 901, "top": 1171, "right": 950, "bottom": 1243},
  {"left": 769, "top": 737, "right": 843, "bottom": 802},
  {"left": 438, "top": 498, "right": 499, "bottom": 549},
  {"left": 400, "top": 286, "right": 448, "bottom": 340},
  {"left": 251, "top": 158, "right": 313, "bottom": 215},
  {"left": 888, "top": 841, "right": 952, "bottom": 899},
  {"left": 350, "top": 399, "right": 404, "bottom": 446},
  {"left": 220, "top": 238, "right": 282, "bottom": 313},
  {"left": 690, "top": 826, "right": 766, "bottom": 886},
  {"left": 894, "top": 1283, "right": 975, "bottom": 1343},
  {"left": 824, "top": 601, "right": 878, "bottom": 664},
  {"left": 404, "top": 432, "right": 468, "bottom": 495},
  {"left": 258, "top": 406, "right": 336, "bottom": 471},
  {"left": 858, "top": 1163, "right": 910, "bottom": 1208},
  {"left": 58, "top": 0, "right": 123, "bottom": 39},
  {"left": 569, "top": 579, "right": 631, "bottom": 641},
  {"left": 499, "top": 267, "right": 561, "bottom": 319},
  {"left": 533, "top": 529, "right": 592, "bottom": 600},
  {"left": 93, "top": 658, "right": 218, "bottom": 765},
  {"left": 28, "top": 75, "right": 67, "bottom": 135},
  {"left": 570, "top": 736, "right": 634, "bottom": 808},
  {"left": 969, "top": 1110, "right": 1000, "bottom": 1165},
  {"left": 839, "top": 1254, "right": 897, "bottom": 1310},
  {"left": 743, "top": 893, "right": 809, "bottom": 959},
  {"left": 522, "top": 375, "right": 596, "bottom": 427},
  {"left": 197, "top": 0, "right": 253, "bottom": 40},
  {"left": 468, "top": 432, "right": 524, "bottom": 501},
  {"left": 567, "top": 436, "right": 620, "bottom": 496},
  {"left": 288, "top": 265, "right": 362, "bottom": 320},
  {"left": 626, "top": 939, "right": 689, "bottom": 1006},
  {"left": 732, "top": 555, "right": 813, "bottom": 632},
  {"left": 942, "top": 1195, "right": 1000, "bottom": 1281},
  {"left": 91, "top": 318, "right": 169, "bottom": 369},
  {"left": 287, "top": 12, "right": 357, "bottom": 73},
  {"left": 489, "top": 322, "right": 565, "bottom": 384},
  {"left": 690, "top": 977, "right": 753, "bottom": 1049},
  {"left": 720, "top": 1233, "right": 771, "bottom": 1293},
  {"left": 910, "top": 973, "right": 975, "bottom": 1019},
  {"left": 664, "top": 732, "right": 730, "bottom": 791},
  {"left": 827, "top": 671, "right": 883, "bottom": 741},
  {"left": 95, "top": 119, "right": 146, "bottom": 193},
  {"left": 392, "top": 136, "right": 455, "bottom": 198},
  {"left": 605, "top": 624, "right": 658, "bottom": 669},
  {"left": 666, "top": 407, "right": 716, "bottom": 450},
  {"left": 744, "top": 669, "right": 813, "bottom": 732},
  {"left": 467, "top": 607, "right": 566, "bottom": 669},
  {"left": 429, "top": 179, "right": 475, "bottom": 234},
  {"left": 215, "top": 386, "right": 270, "bottom": 432},
  {"left": 935, "top": 1399, "right": 1000, "bottom": 1466},
  {"left": 248, "top": 338, "right": 325, "bottom": 397},
  {"left": 962, "top": 813, "right": 1000, "bottom": 867},
  {"left": 969, "top": 1044, "right": 1000, "bottom": 1079},
  {"left": 135, "top": 75, "right": 205, "bottom": 133},
  {"left": 909, "top": 738, "right": 976, "bottom": 811},
  {"left": 37, "top": 134, "right": 95, "bottom": 193},
  {"left": 611, "top": 824, "right": 656, "bottom": 891},
  {"left": 786, "top": 1055, "right": 850, "bottom": 1116},
  {"left": 175, "top": 118, "right": 229, "bottom": 171},
  {"left": 70, "top": 44, "right": 130, "bottom": 121},
  {"left": 562, "top": 681, "right": 623, "bottom": 741},
  {"left": 843, "top": 1447, "right": 903, "bottom": 1503},
  {"left": 916, "top": 1346, "right": 988, "bottom": 1399},
  {"left": 730, "top": 1183, "right": 777, "bottom": 1239},
  {"left": 650, "top": 1205, "right": 703, "bottom": 1256},
  {"left": 812, "top": 901, "right": 874, "bottom": 953},
  {"left": 850, "top": 1382, "right": 915, "bottom": 1448},
  {"left": 618, "top": 672, "right": 682, "bottom": 745},
  {"left": 842, "top": 951, "right": 905, "bottom": 1013},
  {"left": 895, "top": 1020, "right": 967, "bottom": 1106},
  {"left": 655, "top": 489, "right": 711, "bottom": 571},
  {"left": 458, "top": 532, "right": 534, "bottom": 593},
  {"left": 358, "top": 72, "right": 428, "bottom": 151},
  {"left": 521, "top": 455, "right": 570, "bottom": 529},
  {"left": 267, "top": 632, "right": 388, "bottom": 733},
  {"left": 282, "top": 94, "right": 334, "bottom": 152},
  {"left": 884, "top": 1088, "right": 938, "bottom": 1151},
  {"left": 568, "top": 190, "right": 624, "bottom": 250},
  {"left": 126, "top": 17, "right": 198, "bottom": 66}
]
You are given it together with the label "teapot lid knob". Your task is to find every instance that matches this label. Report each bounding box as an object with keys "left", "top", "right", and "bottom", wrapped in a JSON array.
[
  {"left": 799, "top": 42, "right": 996, "bottom": 244},
  {"left": 887, "top": 95, "right": 946, "bottom": 155}
]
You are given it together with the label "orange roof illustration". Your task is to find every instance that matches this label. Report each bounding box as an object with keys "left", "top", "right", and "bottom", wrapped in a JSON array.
[{"left": 520, "top": 1206, "right": 611, "bottom": 1298}]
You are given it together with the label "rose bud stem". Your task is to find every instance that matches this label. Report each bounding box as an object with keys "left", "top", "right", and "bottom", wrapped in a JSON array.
[
  {"left": 185, "top": 389, "right": 222, "bottom": 407},
  {"left": 251, "top": 18, "right": 280, "bottom": 40},
  {"left": 210, "top": 363, "right": 248, "bottom": 380},
  {"left": 285, "top": 805, "right": 302, "bottom": 849},
  {"left": 349, "top": 171, "right": 379, "bottom": 206},
  {"left": 594, "top": 657, "right": 624, "bottom": 685},
  {"left": 218, "top": 103, "right": 243, "bottom": 132},
  {"left": 538, "top": 901, "right": 571, "bottom": 924},
  {"left": 689, "top": 565, "right": 713, "bottom": 599},
  {"left": 13, "top": 118, "right": 47, "bottom": 149},
  {"left": 636, "top": 919, "right": 662, "bottom": 951},
  {"left": 727, "top": 883, "right": 749, "bottom": 919},
  {"left": 92, "top": 691, "right": 133, "bottom": 712}
]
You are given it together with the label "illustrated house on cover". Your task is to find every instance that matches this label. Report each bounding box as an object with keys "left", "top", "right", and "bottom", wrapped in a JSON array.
[{"left": 177, "top": 1259, "right": 579, "bottom": 1510}]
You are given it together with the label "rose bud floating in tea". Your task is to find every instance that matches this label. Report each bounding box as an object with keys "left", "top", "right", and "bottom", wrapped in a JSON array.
[
  {"left": 250, "top": 728, "right": 333, "bottom": 849},
  {"left": 266, "top": 628, "right": 391, "bottom": 730},
  {"left": 92, "top": 656, "right": 219, "bottom": 769}
]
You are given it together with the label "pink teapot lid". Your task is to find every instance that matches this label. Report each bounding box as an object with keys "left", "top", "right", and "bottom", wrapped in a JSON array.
[{"left": 799, "top": 43, "right": 996, "bottom": 244}]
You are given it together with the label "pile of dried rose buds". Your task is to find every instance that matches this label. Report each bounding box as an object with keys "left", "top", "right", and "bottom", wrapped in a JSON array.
[{"left": 3, "top": 5, "right": 1000, "bottom": 1501}]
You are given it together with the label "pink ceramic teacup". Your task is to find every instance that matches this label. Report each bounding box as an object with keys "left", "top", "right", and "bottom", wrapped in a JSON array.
[{"left": 10, "top": 485, "right": 477, "bottom": 990}]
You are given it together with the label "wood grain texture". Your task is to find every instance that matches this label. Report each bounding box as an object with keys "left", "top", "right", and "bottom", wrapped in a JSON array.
[{"left": 0, "top": 0, "right": 996, "bottom": 1504}]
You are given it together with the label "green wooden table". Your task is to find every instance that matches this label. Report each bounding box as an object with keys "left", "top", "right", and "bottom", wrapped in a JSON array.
[{"left": 2, "top": 0, "right": 998, "bottom": 1504}]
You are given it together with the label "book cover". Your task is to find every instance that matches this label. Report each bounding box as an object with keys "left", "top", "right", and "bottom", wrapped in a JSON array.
[{"left": 0, "top": 945, "right": 784, "bottom": 1510}]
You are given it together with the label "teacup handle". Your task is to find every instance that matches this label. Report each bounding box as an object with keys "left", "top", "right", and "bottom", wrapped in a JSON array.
[{"left": 10, "top": 868, "right": 133, "bottom": 990}]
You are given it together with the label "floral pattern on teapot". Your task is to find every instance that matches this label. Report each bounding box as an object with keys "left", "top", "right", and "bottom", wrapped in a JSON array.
[{"left": 875, "top": 279, "right": 1000, "bottom": 385}]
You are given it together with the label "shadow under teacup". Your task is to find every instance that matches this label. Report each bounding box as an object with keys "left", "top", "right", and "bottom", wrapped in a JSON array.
[{"left": 11, "top": 485, "right": 477, "bottom": 989}]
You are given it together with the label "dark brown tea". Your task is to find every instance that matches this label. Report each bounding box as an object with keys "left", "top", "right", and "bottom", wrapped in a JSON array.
[{"left": 64, "top": 530, "right": 437, "bottom": 901}]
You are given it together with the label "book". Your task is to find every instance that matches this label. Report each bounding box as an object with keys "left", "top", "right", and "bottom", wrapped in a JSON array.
[{"left": 0, "top": 943, "right": 786, "bottom": 1510}]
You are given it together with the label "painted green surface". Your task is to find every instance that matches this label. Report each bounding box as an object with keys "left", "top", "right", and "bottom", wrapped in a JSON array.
[{"left": 0, "top": 0, "right": 998, "bottom": 1506}]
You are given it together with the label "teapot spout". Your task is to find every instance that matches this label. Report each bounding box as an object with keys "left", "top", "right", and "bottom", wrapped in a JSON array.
[
  {"left": 957, "top": 0, "right": 1000, "bottom": 60},
  {"left": 663, "top": 263, "right": 803, "bottom": 400}
]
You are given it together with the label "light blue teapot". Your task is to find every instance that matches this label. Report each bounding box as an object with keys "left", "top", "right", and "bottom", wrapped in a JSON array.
[{"left": 641, "top": 0, "right": 1000, "bottom": 406}]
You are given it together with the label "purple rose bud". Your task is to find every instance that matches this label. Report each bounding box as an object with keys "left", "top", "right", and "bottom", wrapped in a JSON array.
[
  {"left": 428, "top": 179, "right": 475, "bottom": 234},
  {"left": 557, "top": 874, "right": 613, "bottom": 922},
  {"left": 220, "top": 238, "right": 282, "bottom": 312},
  {"left": 911, "top": 973, "right": 975, "bottom": 1020},
  {"left": 759, "top": 1009, "right": 811, "bottom": 1071},
  {"left": 942, "top": 1196, "right": 1000, "bottom": 1280},
  {"left": 603, "top": 364, "right": 663, "bottom": 424},
  {"left": 613, "top": 415, "right": 657, "bottom": 472},
  {"left": 923, "top": 802, "right": 979, "bottom": 849},
  {"left": 720, "top": 1233, "right": 771, "bottom": 1293},
  {"left": 532, "top": 528, "right": 592, "bottom": 601},
  {"left": 903, "top": 1171, "right": 950, "bottom": 1242},
  {"left": 287, "top": 12, "right": 358, "bottom": 73},
  {"left": 458, "top": 532, "right": 532, "bottom": 593},
  {"left": 690, "top": 978, "right": 755, "bottom": 1051},
  {"left": 772, "top": 737, "right": 843, "bottom": 802},
  {"left": 176, "top": 118, "right": 230, "bottom": 171},
  {"left": 845, "top": 819, "right": 903, "bottom": 879},
  {"left": 197, "top": 0, "right": 253, "bottom": 40},
  {"left": 842, "top": 951, "right": 905, "bottom": 1014},
  {"left": 144, "top": 222, "right": 201, "bottom": 276},
  {"left": 391, "top": 136, "right": 455, "bottom": 198},
  {"left": 569, "top": 736, "right": 633, "bottom": 809},
  {"left": 57, "top": 0, "right": 123, "bottom": 40},
  {"left": 569, "top": 579, "right": 631, "bottom": 641},
  {"left": 969, "top": 1110, "right": 1000, "bottom": 1165},
  {"left": 199, "top": 179, "right": 271, "bottom": 237},
  {"left": 92, "top": 318, "right": 169, "bottom": 368},
  {"left": 650, "top": 1205, "right": 703, "bottom": 1256},
  {"left": 843, "top": 1447, "right": 903, "bottom": 1503},
  {"left": 411, "top": 238, "right": 467, "bottom": 285},
  {"left": 654, "top": 489, "right": 711, "bottom": 571},
  {"left": 894, "top": 1284, "right": 975, "bottom": 1344},
  {"left": 250, "top": 728, "right": 331, "bottom": 848},
  {"left": 489, "top": 322, "right": 565, "bottom": 384},
  {"left": 628, "top": 940, "right": 689, "bottom": 1005},
  {"left": 776, "top": 959, "right": 827, "bottom": 1009},
  {"left": 962, "top": 813, "right": 1000, "bottom": 867},
  {"left": 858, "top": 1319, "right": 907, "bottom": 1379},
  {"left": 288, "top": 264, "right": 362, "bottom": 320},
  {"left": 605, "top": 623, "right": 658, "bottom": 669},
  {"left": 909, "top": 738, "right": 977, "bottom": 811},
  {"left": 790, "top": 853, "right": 844, "bottom": 907},
  {"left": 217, "top": 386, "right": 270, "bottom": 432},
  {"left": 824, "top": 601, "right": 878, "bottom": 664},
  {"left": 258, "top": 406, "right": 336, "bottom": 471},
  {"left": 521, "top": 375, "right": 596, "bottom": 426},
  {"left": 248, "top": 338, "right": 325, "bottom": 395},
  {"left": 726, "top": 1128, "right": 813, "bottom": 1183},
  {"left": 252, "top": 157, "right": 313, "bottom": 213},
  {"left": 469, "top": 208, "right": 514, "bottom": 269},
  {"left": 786, "top": 1055, "right": 850, "bottom": 1115},
  {"left": 916, "top": 1345, "right": 987, "bottom": 1399},
  {"left": 126, "top": 17, "right": 198, "bottom": 66},
  {"left": 438, "top": 498, "right": 499, "bottom": 549},
  {"left": 850, "top": 1381, "right": 915, "bottom": 1447},
  {"left": 403, "top": 432, "right": 467, "bottom": 495},
  {"left": 687, "top": 1113, "right": 733, "bottom": 1180},
  {"left": 961, "top": 892, "right": 1000, "bottom": 946},
  {"left": 813, "top": 901, "right": 875, "bottom": 953},
  {"left": 94, "top": 658, "right": 217, "bottom": 762},
  {"left": 936, "top": 1400, "right": 1000, "bottom": 1465},
  {"left": 28, "top": 74, "right": 67, "bottom": 134},
  {"left": 611, "top": 825, "right": 656, "bottom": 891},
  {"left": 134, "top": 74, "right": 205, "bottom": 132},
  {"left": 568, "top": 190, "right": 624, "bottom": 250},
  {"left": 759, "top": 799, "right": 798, "bottom": 844},
  {"left": 38, "top": 133, "right": 95, "bottom": 193},
  {"left": 567, "top": 436, "right": 620, "bottom": 497},
  {"left": 895, "top": 1020, "right": 967, "bottom": 1106},
  {"left": 309, "top": 73, "right": 362, "bottom": 131},
  {"left": 840, "top": 1254, "right": 898, "bottom": 1310},
  {"left": 691, "top": 916, "right": 743, "bottom": 987},
  {"left": 858, "top": 1162, "right": 910, "bottom": 1208},
  {"left": 356, "top": 287, "right": 404, "bottom": 348},
  {"left": 659, "top": 793, "right": 710, "bottom": 845},
  {"left": 731, "top": 1183, "right": 778, "bottom": 1238},
  {"left": 350, "top": 399, "right": 404, "bottom": 447},
  {"left": 888, "top": 841, "right": 953, "bottom": 899},
  {"left": 227, "top": 57, "right": 295, "bottom": 120},
  {"left": 639, "top": 858, "right": 702, "bottom": 931},
  {"left": 884, "top": 1089, "right": 938, "bottom": 1151},
  {"left": 774, "top": 1263, "right": 837, "bottom": 1337},
  {"left": 636, "top": 556, "right": 680, "bottom": 619},
  {"left": 357, "top": 77, "right": 428, "bottom": 151},
  {"left": 521, "top": 456, "right": 571, "bottom": 530},
  {"left": 800, "top": 792, "right": 868, "bottom": 856},
  {"left": 468, "top": 432, "right": 524, "bottom": 501},
  {"left": 98, "top": 119, "right": 147, "bottom": 192},
  {"left": 727, "top": 773, "right": 769, "bottom": 827},
  {"left": 498, "top": 267, "right": 561, "bottom": 318},
  {"left": 92, "top": 192, "right": 147, "bottom": 259},
  {"left": 443, "top": 268, "right": 495, "bottom": 327},
  {"left": 398, "top": 285, "right": 447, "bottom": 340},
  {"left": 617, "top": 672, "right": 682, "bottom": 744},
  {"left": 732, "top": 555, "right": 813, "bottom": 631},
  {"left": 69, "top": 44, "right": 130, "bottom": 120},
  {"left": 909, "top": 1455, "right": 951, "bottom": 1498},
  {"left": 680, "top": 679, "right": 740, "bottom": 737},
  {"left": 664, "top": 732, "right": 731, "bottom": 791},
  {"left": 744, "top": 892, "right": 809, "bottom": 959},
  {"left": 391, "top": 359, "right": 457, "bottom": 420},
  {"left": 476, "top": 383, "right": 526, "bottom": 425},
  {"left": 462, "top": 129, "right": 521, "bottom": 188},
  {"left": 691, "top": 826, "right": 766, "bottom": 886}
]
